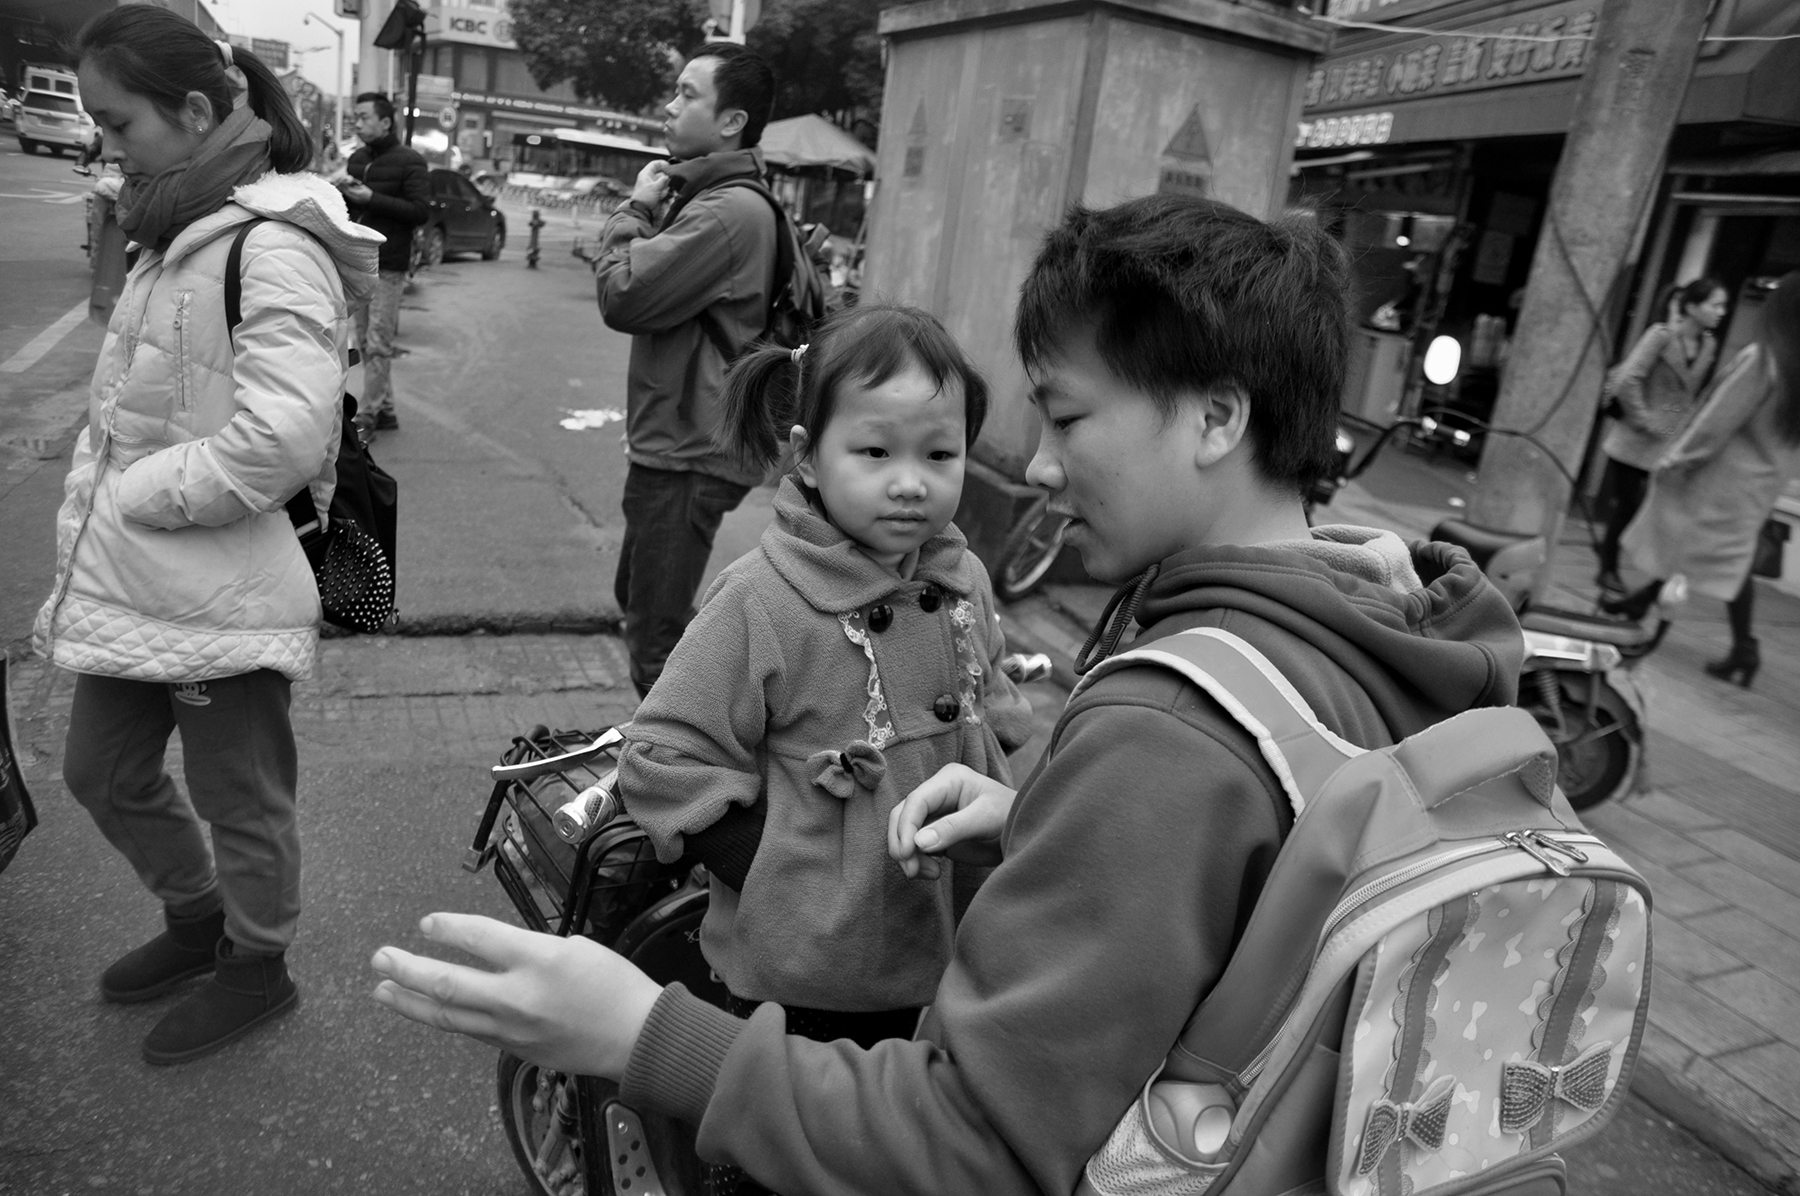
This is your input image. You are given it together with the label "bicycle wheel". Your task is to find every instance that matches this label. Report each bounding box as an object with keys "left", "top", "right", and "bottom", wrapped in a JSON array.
[{"left": 996, "top": 499, "right": 1070, "bottom": 602}]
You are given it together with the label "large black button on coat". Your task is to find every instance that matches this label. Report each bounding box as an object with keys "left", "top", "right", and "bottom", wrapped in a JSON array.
[
  {"left": 868, "top": 604, "right": 893, "bottom": 633},
  {"left": 933, "top": 694, "right": 960, "bottom": 722}
]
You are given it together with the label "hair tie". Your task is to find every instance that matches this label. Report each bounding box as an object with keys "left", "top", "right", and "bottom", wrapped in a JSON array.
[
  {"left": 214, "top": 40, "right": 251, "bottom": 111},
  {"left": 790, "top": 344, "right": 809, "bottom": 365}
]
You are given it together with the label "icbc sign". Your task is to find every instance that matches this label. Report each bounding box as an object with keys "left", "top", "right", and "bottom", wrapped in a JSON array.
[{"left": 434, "top": 7, "right": 516, "bottom": 48}]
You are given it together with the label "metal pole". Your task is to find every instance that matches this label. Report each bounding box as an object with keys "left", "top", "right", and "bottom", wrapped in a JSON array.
[
  {"left": 1466, "top": 0, "right": 1713, "bottom": 574},
  {"left": 405, "top": 29, "right": 421, "bottom": 144},
  {"left": 304, "top": 14, "right": 346, "bottom": 143},
  {"left": 728, "top": 0, "right": 746, "bottom": 43}
]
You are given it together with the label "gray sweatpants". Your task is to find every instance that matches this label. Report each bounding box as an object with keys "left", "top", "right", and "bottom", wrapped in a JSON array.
[{"left": 63, "top": 670, "right": 300, "bottom": 955}]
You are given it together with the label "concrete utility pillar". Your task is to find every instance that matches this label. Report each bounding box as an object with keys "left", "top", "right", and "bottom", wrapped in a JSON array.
[
  {"left": 865, "top": 0, "right": 1328, "bottom": 483},
  {"left": 1467, "top": 0, "right": 1713, "bottom": 558}
]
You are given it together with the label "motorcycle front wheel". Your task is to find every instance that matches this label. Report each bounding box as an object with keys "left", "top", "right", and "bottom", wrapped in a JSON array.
[
  {"left": 498, "top": 1053, "right": 705, "bottom": 1196},
  {"left": 1529, "top": 673, "right": 1640, "bottom": 810}
]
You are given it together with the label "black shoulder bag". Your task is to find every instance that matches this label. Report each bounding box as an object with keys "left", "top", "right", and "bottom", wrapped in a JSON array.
[{"left": 226, "top": 218, "right": 398, "bottom": 633}]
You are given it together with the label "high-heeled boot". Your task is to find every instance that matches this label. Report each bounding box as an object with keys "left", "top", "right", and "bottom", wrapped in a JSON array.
[{"left": 1704, "top": 637, "right": 1761, "bottom": 688}]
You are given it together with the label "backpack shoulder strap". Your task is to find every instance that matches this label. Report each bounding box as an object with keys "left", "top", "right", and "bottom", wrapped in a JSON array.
[
  {"left": 689, "top": 177, "right": 799, "bottom": 361},
  {"left": 222, "top": 217, "right": 325, "bottom": 535},
  {"left": 223, "top": 217, "right": 270, "bottom": 340},
  {"left": 1072, "top": 627, "right": 1362, "bottom": 817}
]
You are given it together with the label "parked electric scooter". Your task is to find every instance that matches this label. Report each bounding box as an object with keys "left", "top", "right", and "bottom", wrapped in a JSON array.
[{"left": 1313, "top": 418, "right": 1656, "bottom": 809}]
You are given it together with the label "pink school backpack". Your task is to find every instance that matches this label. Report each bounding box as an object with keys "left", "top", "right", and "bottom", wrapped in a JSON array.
[{"left": 1073, "top": 628, "right": 1651, "bottom": 1196}]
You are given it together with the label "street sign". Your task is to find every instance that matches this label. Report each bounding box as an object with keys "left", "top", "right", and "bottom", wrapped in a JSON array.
[
  {"left": 437, "top": 106, "right": 457, "bottom": 130},
  {"left": 415, "top": 74, "right": 456, "bottom": 109},
  {"left": 250, "top": 38, "right": 290, "bottom": 70}
]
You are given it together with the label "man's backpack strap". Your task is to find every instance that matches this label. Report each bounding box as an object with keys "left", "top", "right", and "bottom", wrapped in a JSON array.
[
  {"left": 223, "top": 218, "right": 329, "bottom": 538},
  {"left": 685, "top": 177, "right": 799, "bottom": 362},
  {"left": 1072, "top": 628, "right": 1363, "bottom": 818}
]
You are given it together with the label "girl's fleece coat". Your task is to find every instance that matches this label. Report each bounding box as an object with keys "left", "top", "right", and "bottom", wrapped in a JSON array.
[{"left": 619, "top": 477, "right": 1035, "bottom": 1011}]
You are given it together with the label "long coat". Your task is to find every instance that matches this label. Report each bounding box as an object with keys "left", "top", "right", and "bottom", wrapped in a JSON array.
[
  {"left": 1601, "top": 322, "right": 1717, "bottom": 471},
  {"left": 1623, "top": 344, "right": 1800, "bottom": 601}
]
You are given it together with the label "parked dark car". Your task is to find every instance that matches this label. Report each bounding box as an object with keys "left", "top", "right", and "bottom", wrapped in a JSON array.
[{"left": 412, "top": 168, "right": 506, "bottom": 270}]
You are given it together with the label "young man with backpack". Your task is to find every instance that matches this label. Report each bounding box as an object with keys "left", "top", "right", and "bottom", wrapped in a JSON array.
[
  {"left": 594, "top": 43, "right": 800, "bottom": 699},
  {"left": 374, "top": 196, "right": 1645, "bottom": 1194}
]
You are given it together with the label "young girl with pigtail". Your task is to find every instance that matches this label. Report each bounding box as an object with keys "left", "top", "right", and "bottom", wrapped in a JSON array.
[{"left": 617, "top": 304, "right": 1034, "bottom": 1083}]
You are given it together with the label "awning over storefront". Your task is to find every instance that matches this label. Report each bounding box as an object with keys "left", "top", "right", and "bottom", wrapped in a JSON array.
[
  {"left": 760, "top": 115, "right": 876, "bottom": 178},
  {"left": 1683, "top": 0, "right": 1800, "bottom": 127},
  {"left": 1294, "top": 0, "right": 1800, "bottom": 153}
]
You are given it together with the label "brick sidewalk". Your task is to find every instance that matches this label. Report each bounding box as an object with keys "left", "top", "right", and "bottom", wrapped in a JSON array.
[{"left": 1000, "top": 464, "right": 1800, "bottom": 1192}]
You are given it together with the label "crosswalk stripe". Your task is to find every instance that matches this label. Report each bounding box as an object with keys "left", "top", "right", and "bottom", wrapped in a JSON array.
[{"left": 1, "top": 300, "right": 89, "bottom": 374}]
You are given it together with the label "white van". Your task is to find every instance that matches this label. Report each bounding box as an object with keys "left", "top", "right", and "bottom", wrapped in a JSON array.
[{"left": 16, "top": 64, "right": 95, "bottom": 157}]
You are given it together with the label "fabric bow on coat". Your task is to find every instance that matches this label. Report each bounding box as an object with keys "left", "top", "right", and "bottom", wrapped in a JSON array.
[{"left": 808, "top": 741, "right": 887, "bottom": 798}]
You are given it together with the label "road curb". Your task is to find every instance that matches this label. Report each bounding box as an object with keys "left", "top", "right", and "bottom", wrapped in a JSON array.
[{"left": 324, "top": 612, "right": 624, "bottom": 638}]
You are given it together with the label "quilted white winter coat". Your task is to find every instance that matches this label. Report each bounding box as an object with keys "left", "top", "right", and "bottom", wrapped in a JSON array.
[{"left": 34, "top": 173, "right": 381, "bottom": 683}]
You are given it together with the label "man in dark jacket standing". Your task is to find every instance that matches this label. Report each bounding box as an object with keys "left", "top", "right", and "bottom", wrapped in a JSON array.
[
  {"left": 592, "top": 44, "right": 779, "bottom": 698},
  {"left": 337, "top": 92, "right": 428, "bottom": 440}
]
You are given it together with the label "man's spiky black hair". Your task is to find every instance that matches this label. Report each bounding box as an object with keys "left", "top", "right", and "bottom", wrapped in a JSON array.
[{"left": 1015, "top": 194, "right": 1351, "bottom": 493}]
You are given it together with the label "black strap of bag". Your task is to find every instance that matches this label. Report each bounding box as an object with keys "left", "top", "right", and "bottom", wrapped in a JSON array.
[
  {"left": 225, "top": 219, "right": 397, "bottom": 632},
  {"left": 683, "top": 178, "right": 818, "bottom": 363}
]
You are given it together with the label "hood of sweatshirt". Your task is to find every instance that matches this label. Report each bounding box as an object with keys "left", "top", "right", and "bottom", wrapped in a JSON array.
[
  {"left": 1119, "top": 523, "right": 1523, "bottom": 736},
  {"left": 759, "top": 475, "right": 985, "bottom": 613},
  {"left": 161, "top": 171, "right": 382, "bottom": 306}
]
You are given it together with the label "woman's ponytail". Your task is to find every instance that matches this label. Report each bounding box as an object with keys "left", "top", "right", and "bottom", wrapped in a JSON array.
[
  {"left": 716, "top": 344, "right": 804, "bottom": 471},
  {"left": 229, "top": 46, "right": 311, "bottom": 173}
]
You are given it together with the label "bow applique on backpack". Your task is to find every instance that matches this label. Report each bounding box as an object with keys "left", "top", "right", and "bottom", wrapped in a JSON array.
[{"left": 1075, "top": 628, "right": 1651, "bottom": 1196}]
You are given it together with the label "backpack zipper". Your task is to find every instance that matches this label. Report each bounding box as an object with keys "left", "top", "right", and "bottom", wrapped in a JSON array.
[{"left": 1236, "top": 830, "right": 1605, "bottom": 1088}]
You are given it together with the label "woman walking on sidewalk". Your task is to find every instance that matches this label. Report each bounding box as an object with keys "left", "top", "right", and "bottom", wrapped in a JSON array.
[
  {"left": 32, "top": 7, "right": 379, "bottom": 1063},
  {"left": 1610, "top": 273, "right": 1800, "bottom": 689},
  {"left": 1595, "top": 277, "right": 1728, "bottom": 595}
]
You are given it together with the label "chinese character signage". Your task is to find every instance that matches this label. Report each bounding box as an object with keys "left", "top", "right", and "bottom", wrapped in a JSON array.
[
  {"left": 1303, "top": 0, "right": 1597, "bottom": 115},
  {"left": 430, "top": 3, "right": 517, "bottom": 48},
  {"left": 251, "top": 38, "right": 291, "bottom": 70}
]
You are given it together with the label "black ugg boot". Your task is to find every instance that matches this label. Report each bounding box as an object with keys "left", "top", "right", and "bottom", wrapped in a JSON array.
[
  {"left": 100, "top": 905, "right": 226, "bottom": 1003},
  {"left": 141, "top": 939, "right": 299, "bottom": 1066}
]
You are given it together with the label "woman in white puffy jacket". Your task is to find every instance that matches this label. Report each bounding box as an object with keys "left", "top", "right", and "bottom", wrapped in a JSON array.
[{"left": 32, "top": 6, "right": 380, "bottom": 1065}]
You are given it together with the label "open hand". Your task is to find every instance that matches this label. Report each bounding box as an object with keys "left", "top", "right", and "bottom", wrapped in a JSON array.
[
  {"left": 887, "top": 763, "right": 1017, "bottom": 880},
  {"left": 370, "top": 912, "right": 663, "bottom": 1079}
]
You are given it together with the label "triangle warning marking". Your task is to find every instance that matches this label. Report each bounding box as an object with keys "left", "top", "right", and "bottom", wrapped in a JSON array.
[
  {"left": 1163, "top": 106, "right": 1212, "bottom": 164},
  {"left": 909, "top": 101, "right": 928, "bottom": 138}
]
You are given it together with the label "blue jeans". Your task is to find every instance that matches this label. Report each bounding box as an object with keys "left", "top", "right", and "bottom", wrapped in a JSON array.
[{"left": 615, "top": 464, "right": 749, "bottom": 697}]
